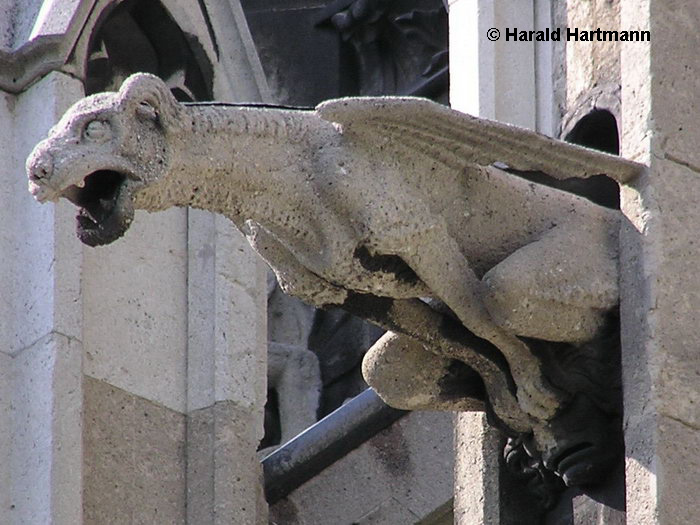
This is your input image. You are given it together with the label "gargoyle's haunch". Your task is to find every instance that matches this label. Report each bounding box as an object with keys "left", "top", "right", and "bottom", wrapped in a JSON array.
[{"left": 27, "top": 74, "right": 642, "bottom": 488}]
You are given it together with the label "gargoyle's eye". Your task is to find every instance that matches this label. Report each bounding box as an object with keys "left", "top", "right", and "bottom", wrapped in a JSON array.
[
  {"left": 136, "top": 100, "right": 157, "bottom": 121},
  {"left": 83, "top": 120, "right": 112, "bottom": 142}
]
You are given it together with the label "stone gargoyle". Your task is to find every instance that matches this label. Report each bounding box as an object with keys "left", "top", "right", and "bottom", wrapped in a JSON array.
[{"left": 27, "top": 73, "right": 643, "bottom": 492}]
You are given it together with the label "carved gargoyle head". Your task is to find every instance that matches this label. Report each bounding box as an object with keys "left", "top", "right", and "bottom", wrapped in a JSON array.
[{"left": 27, "top": 74, "right": 180, "bottom": 246}]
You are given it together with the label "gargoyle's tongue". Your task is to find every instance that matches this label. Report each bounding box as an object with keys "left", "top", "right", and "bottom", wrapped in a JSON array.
[
  {"left": 71, "top": 170, "right": 133, "bottom": 246},
  {"left": 76, "top": 193, "right": 133, "bottom": 247}
]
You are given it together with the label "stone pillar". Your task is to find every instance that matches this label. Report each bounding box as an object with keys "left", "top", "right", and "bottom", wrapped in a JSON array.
[
  {"left": 448, "top": 2, "right": 549, "bottom": 524},
  {"left": 453, "top": 414, "right": 503, "bottom": 524},
  {"left": 184, "top": 5, "right": 271, "bottom": 520},
  {"left": 186, "top": 212, "right": 268, "bottom": 524},
  {"left": 1, "top": 1, "right": 271, "bottom": 523},
  {"left": 449, "top": 0, "right": 538, "bottom": 128},
  {"left": 0, "top": 71, "right": 84, "bottom": 524},
  {"left": 620, "top": 1, "right": 700, "bottom": 524}
]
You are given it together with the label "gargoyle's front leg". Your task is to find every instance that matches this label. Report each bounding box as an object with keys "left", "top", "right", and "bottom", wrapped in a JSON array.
[
  {"left": 395, "top": 228, "right": 566, "bottom": 421},
  {"left": 243, "top": 220, "right": 348, "bottom": 308},
  {"left": 246, "top": 223, "right": 534, "bottom": 431}
]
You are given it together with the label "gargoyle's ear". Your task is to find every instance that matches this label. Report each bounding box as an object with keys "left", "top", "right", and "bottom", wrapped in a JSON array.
[{"left": 118, "top": 73, "right": 178, "bottom": 124}]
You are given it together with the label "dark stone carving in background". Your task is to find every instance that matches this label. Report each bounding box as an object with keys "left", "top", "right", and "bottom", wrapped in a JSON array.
[
  {"left": 503, "top": 435, "right": 566, "bottom": 513},
  {"left": 308, "top": 309, "right": 384, "bottom": 417},
  {"left": 85, "top": 0, "right": 212, "bottom": 101},
  {"left": 317, "top": 0, "right": 448, "bottom": 101},
  {"left": 240, "top": 0, "right": 346, "bottom": 106},
  {"left": 496, "top": 313, "right": 623, "bottom": 513},
  {"left": 241, "top": 0, "right": 447, "bottom": 105}
]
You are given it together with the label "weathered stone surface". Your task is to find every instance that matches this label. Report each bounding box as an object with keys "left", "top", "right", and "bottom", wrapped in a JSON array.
[
  {"left": 453, "top": 412, "right": 501, "bottom": 525},
  {"left": 0, "top": 0, "right": 93, "bottom": 93},
  {"left": 186, "top": 210, "right": 268, "bottom": 410},
  {"left": 565, "top": 0, "right": 621, "bottom": 110},
  {"left": 82, "top": 206, "right": 189, "bottom": 412},
  {"left": 4, "top": 4, "right": 270, "bottom": 525},
  {"left": 186, "top": 209, "right": 268, "bottom": 523},
  {"left": 0, "top": 354, "right": 10, "bottom": 516},
  {"left": 620, "top": 1, "right": 700, "bottom": 523},
  {"left": 5, "top": 332, "right": 83, "bottom": 525},
  {"left": 363, "top": 331, "right": 484, "bottom": 412},
  {"left": 187, "top": 400, "right": 267, "bottom": 525},
  {"left": 83, "top": 376, "right": 186, "bottom": 525},
  {"left": 1, "top": 71, "right": 83, "bottom": 356},
  {"left": 0, "top": 71, "right": 83, "bottom": 525}
]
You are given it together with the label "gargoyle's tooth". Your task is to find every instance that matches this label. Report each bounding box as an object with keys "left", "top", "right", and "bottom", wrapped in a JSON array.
[
  {"left": 76, "top": 179, "right": 85, "bottom": 188},
  {"left": 61, "top": 185, "right": 82, "bottom": 206},
  {"left": 81, "top": 205, "right": 99, "bottom": 222}
]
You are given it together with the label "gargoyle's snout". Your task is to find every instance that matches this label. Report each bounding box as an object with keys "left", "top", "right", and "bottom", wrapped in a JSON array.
[{"left": 26, "top": 144, "right": 58, "bottom": 202}]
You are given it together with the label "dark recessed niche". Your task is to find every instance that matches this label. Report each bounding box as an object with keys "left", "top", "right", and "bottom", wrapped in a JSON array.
[{"left": 565, "top": 109, "right": 620, "bottom": 156}]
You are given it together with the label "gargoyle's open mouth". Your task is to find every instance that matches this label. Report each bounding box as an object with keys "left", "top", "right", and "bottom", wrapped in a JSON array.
[{"left": 62, "top": 170, "right": 134, "bottom": 247}]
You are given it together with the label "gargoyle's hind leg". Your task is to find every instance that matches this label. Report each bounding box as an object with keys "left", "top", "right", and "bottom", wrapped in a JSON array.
[
  {"left": 395, "top": 230, "right": 565, "bottom": 420},
  {"left": 482, "top": 217, "right": 619, "bottom": 343}
]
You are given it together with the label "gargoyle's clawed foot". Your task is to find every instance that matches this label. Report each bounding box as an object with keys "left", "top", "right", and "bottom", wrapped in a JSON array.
[
  {"left": 513, "top": 372, "right": 566, "bottom": 422},
  {"left": 503, "top": 436, "right": 564, "bottom": 510}
]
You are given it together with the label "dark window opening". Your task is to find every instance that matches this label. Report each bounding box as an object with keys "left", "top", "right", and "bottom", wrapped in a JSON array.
[
  {"left": 563, "top": 109, "right": 621, "bottom": 209},
  {"left": 565, "top": 109, "right": 620, "bottom": 155},
  {"left": 512, "top": 108, "right": 621, "bottom": 209}
]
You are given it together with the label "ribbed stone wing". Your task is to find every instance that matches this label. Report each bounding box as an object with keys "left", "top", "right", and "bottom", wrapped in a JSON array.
[{"left": 317, "top": 97, "right": 644, "bottom": 183}]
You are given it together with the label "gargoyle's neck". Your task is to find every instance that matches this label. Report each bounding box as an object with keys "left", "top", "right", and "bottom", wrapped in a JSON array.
[{"left": 132, "top": 103, "right": 316, "bottom": 224}]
